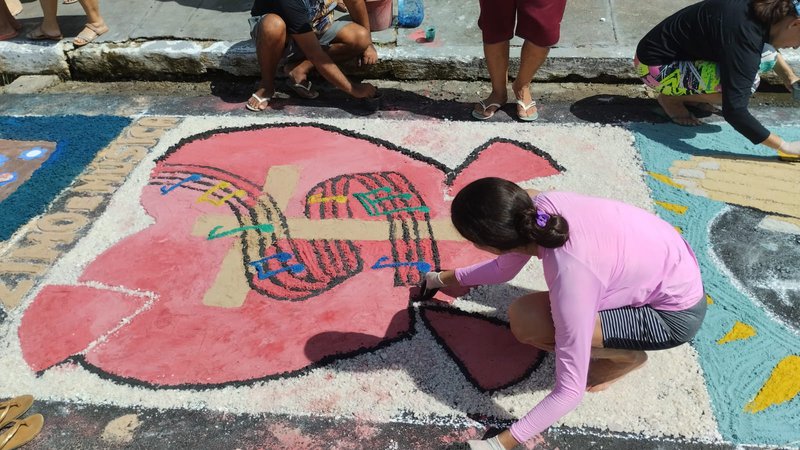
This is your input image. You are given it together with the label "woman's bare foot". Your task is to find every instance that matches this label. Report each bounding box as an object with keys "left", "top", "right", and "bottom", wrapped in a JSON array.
[
  {"left": 587, "top": 351, "right": 648, "bottom": 392},
  {"left": 245, "top": 85, "right": 273, "bottom": 111},
  {"left": 686, "top": 101, "right": 721, "bottom": 114},
  {"left": 657, "top": 95, "right": 702, "bottom": 126},
  {"left": 472, "top": 90, "right": 507, "bottom": 119},
  {"left": 512, "top": 82, "right": 537, "bottom": 120}
]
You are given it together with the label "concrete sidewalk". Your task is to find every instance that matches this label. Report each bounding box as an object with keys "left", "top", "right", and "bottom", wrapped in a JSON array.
[{"left": 0, "top": 0, "right": 798, "bottom": 81}]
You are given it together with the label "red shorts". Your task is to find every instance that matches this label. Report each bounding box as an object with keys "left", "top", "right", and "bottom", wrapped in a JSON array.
[{"left": 478, "top": 0, "right": 567, "bottom": 46}]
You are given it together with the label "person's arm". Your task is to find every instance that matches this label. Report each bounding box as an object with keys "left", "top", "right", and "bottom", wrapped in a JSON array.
[
  {"left": 424, "top": 253, "right": 530, "bottom": 290},
  {"left": 719, "top": 44, "right": 771, "bottom": 144},
  {"left": 774, "top": 53, "right": 800, "bottom": 92},
  {"left": 454, "top": 253, "right": 531, "bottom": 286},
  {"left": 507, "top": 255, "right": 603, "bottom": 445},
  {"left": 290, "top": 32, "right": 375, "bottom": 98}
]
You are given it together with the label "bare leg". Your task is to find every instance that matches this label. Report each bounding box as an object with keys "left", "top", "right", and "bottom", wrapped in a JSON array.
[
  {"left": 512, "top": 40, "right": 549, "bottom": 119},
  {"left": 585, "top": 347, "right": 648, "bottom": 392},
  {"left": 77, "top": 0, "right": 106, "bottom": 29},
  {"left": 246, "top": 14, "right": 287, "bottom": 111},
  {"left": 0, "top": 1, "right": 19, "bottom": 36},
  {"left": 657, "top": 93, "right": 722, "bottom": 126},
  {"left": 37, "top": 0, "right": 62, "bottom": 37},
  {"left": 473, "top": 40, "right": 510, "bottom": 118},
  {"left": 509, "top": 292, "right": 649, "bottom": 393}
]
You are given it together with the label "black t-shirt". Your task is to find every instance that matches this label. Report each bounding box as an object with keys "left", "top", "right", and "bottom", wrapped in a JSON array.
[
  {"left": 637, "top": 0, "right": 771, "bottom": 144},
  {"left": 251, "top": 0, "right": 337, "bottom": 35}
]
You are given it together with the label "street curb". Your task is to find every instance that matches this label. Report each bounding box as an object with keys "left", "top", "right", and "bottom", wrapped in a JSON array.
[{"left": 1, "top": 40, "right": 799, "bottom": 83}]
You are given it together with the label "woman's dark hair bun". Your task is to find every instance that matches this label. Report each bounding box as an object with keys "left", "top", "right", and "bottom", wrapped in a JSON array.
[{"left": 516, "top": 207, "right": 569, "bottom": 248}]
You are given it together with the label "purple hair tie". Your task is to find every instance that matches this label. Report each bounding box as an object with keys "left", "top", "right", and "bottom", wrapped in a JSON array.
[{"left": 536, "top": 211, "right": 550, "bottom": 228}]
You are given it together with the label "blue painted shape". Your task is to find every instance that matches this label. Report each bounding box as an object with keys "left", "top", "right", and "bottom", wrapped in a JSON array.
[
  {"left": 19, "top": 147, "right": 49, "bottom": 160},
  {"left": 397, "top": 0, "right": 424, "bottom": 28},
  {"left": 0, "top": 172, "right": 18, "bottom": 187},
  {"left": 249, "top": 252, "right": 305, "bottom": 279},
  {"left": 372, "top": 256, "right": 431, "bottom": 273},
  {"left": 0, "top": 116, "right": 132, "bottom": 241},
  {"left": 0, "top": 154, "right": 7, "bottom": 167},
  {"left": 632, "top": 122, "right": 800, "bottom": 446},
  {"left": 161, "top": 173, "right": 202, "bottom": 195}
]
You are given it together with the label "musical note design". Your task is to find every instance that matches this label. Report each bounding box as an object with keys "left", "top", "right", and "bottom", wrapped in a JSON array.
[
  {"left": 207, "top": 224, "right": 274, "bottom": 240},
  {"left": 197, "top": 181, "right": 247, "bottom": 206},
  {"left": 371, "top": 256, "right": 431, "bottom": 274},
  {"left": 353, "top": 186, "right": 430, "bottom": 216},
  {"left": 249, "top": 252, "right": 305, "bottom": 280},
  {"left": 160, "top": 174, "right": 202, "bottom": 195},
  {"left": 308, "top": 193, "right": 348, "bottom": 204}
]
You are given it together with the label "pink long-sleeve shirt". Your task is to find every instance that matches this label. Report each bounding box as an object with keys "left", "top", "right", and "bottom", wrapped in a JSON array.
[{"left": 454, "top": 191, "right": 703, "bottom": 443}]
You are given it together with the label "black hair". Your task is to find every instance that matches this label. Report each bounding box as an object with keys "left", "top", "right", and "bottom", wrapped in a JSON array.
[
  {"left": 752, "top": 0, "right": 799, "bottom": 25},
  {"left": 450, "top": 177, "right": 569, "bottom": 250}
]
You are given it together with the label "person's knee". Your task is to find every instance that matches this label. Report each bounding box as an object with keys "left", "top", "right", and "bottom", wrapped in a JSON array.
[
  {"left": 258, "top": 14, "right": 286, "bottom": 41},
  {"left": 509, "top": 296, "right": 554, "bottom": 349},
  {"left": 340, "top": 24, "right": 371, "bottom": 51}
]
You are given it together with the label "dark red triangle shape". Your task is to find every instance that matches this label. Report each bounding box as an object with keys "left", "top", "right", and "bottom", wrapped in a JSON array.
[{"left": 421, "top": 306, "right": 545, "bottom": 392}]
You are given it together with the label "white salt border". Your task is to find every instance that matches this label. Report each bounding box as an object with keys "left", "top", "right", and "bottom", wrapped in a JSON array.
[{"left": 0, "top": 117, "right": 721, "bottom": 442}]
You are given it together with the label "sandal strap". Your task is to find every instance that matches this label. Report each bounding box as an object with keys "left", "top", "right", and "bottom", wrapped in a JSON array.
[
  {"left": 0, "top": 404, "right": 10, "bottom": 424},
  {"left": 0, "top": 420, "right": 22, "bottom": 449}
]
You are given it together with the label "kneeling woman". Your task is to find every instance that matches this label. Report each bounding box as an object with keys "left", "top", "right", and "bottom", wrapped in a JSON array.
[
  {"left": 635, "top": 0, "right": 800, "bottom": 160},
  {"left": 425, "top": 178, "right": 706, "bottom": 450}
]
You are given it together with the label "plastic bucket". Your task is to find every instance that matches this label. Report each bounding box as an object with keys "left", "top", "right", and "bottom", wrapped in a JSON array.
[
  {"left": 397, "top": 0, "right": 424, "bottom": 28},
  {"left": 366, "top": 0, "right": 393, "bottom": 31}
]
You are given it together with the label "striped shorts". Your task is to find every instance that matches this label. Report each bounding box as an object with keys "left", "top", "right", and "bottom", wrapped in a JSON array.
[{"left": 599, "top": 296, "right": 707, "bottom": 351}]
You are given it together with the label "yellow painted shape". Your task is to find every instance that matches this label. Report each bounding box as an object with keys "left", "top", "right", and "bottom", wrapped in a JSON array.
[
  {"left": 745, "top": 355, "right": 800, "bottom": 413},
  {"left": 706, "top": 294, "right": 713, "bottom": 305},
  {"left": 655, "top": 201, "right": 688, "bottom": 215},
  {"left": 649, "top": 172, "right": 684, "bottom": 189},
  {"left": 674, "top": 226, "right": 683, "bottom": 234},
  {"left": 717, "top": 321, "right": 756, "bottom": 345}
]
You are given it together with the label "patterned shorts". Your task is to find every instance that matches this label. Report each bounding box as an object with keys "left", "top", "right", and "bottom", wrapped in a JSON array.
[
  {"left": 599, "top": 296, "right": 707, "bottom": 351},
  {"left": 634, "top": 56, "right": 761, "bottom": 96}
]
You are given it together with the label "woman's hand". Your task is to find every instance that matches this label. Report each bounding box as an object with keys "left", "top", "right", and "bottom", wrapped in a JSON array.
[
  {"left": 467, "top": 436, "right": 505, "bottom": 450},
  {"left": 424, "top": 271, "right": 447, "bottom": 289}
]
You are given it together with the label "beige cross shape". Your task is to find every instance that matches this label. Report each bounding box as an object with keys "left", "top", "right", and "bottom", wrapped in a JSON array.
[{"left": 192, "top": 165, "right": 463, "bottom": 308}]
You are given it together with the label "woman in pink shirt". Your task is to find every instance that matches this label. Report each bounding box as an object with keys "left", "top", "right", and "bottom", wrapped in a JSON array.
[{"left": 423, "top": 177, "right": 706, "bottom": 450}]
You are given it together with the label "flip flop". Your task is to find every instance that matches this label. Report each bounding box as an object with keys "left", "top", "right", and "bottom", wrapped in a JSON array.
[
  {"left": 0, "top": 396, "right": 33, "bottom": 429},
  {"left": 73, "top": 22, "right": 109, "bottom": 47},
  {"left": 285, "top": 79, "right": 319, "bottom": 99},
  {"left": 0, "top": 30, "right": 19, "bottom": 41},
  {"left": 777, "top": 149, "right": 800, "bottom": 162},
  {"left": 63, "top": 0, "right": 79, "bottom": 4},
  {"left": 245, "top": 93, "right": 270, "bottom": 112},
  {"left": 471, "top": 100, "right": 502, "bottom": 120},
  {"left": 0, "top": 414, "right": 44, "bottom": 450},
  {"left": 516, "top": 99, "right": 539, "bottom": 122},
  {"left": 26, "top": 26, "right": 62, "bottom": 41}
]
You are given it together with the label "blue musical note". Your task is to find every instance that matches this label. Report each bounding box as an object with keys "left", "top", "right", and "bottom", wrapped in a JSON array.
[
  {"left": 371, "top": 256, "right": 431, "bottom": 273},
  {"left": 161, "top": 174, "right": 202, "bottom": 195},
  {"left": 249, "top": 252, "right": 306, "bottom": 279}
]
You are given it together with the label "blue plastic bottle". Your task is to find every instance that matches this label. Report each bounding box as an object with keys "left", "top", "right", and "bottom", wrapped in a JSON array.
[{"left": 397, "top": 0, "right": 424, "bottom": 28}]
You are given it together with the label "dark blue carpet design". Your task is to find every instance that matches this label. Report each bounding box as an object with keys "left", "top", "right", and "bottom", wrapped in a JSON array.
[{"left": 0, "top": 116, "right": 131, "bottom": 241}]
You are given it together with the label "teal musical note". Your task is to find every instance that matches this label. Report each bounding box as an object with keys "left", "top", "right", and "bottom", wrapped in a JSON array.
[
  {"left": 207, "top": 224, "right": 274, "bottom": 240},
  {"left": 353, "top": 186, "right": 429, "bottom": 216}
]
